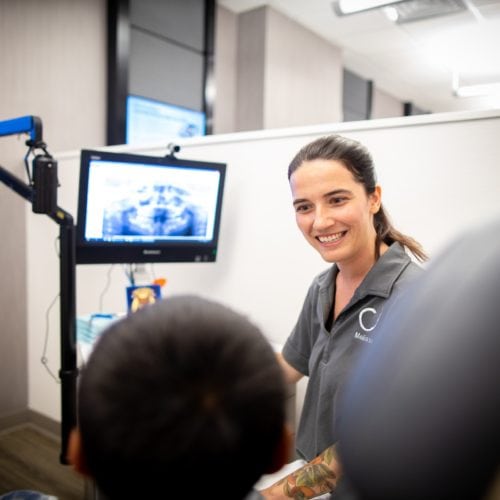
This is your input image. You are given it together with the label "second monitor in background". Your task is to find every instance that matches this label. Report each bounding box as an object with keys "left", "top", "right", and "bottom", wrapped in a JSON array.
[{"left": 126, "top": 94, "right": 206, "bottom": 146}]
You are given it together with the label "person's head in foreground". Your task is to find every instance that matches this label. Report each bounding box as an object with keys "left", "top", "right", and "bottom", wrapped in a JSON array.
[
  {"left": 337, "top": 217, "right": 500, "bottom": 500},
  {"left": 68, "top": 295, "right": 288, "bottom": 499}
]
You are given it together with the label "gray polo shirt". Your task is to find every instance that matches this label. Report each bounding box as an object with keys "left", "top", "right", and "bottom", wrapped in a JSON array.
[{"left": 282, "top": 242, "right": 422, "bottom": 461}]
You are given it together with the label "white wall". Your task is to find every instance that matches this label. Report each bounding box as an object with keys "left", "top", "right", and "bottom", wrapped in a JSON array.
[
  {"left": 27, "top": 109, "right": 500, "bottom": 421},
  {"left": 371, "top": 87, "right": 403, "bottom": 119},
  {"left": 2, "top": 0, "right": 345, "bottom": 425},
  {"left": 0, "top": 0, "right": 106, "bottom": 421},
  {"left": 264, "top": 7, "right": 343, "bottom": 128},
  {"left": 214, "top": 6, "right": 238, "bottom": 134},
  {"left": 236, "top": 7, "right": 266, "bottom": 131},
  {"left": 235, "top": 6, "right": 343, "bottom": 131}
]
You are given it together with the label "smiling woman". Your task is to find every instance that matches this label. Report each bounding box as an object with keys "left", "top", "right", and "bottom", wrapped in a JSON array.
[
  {"left": 261, "top": 134, "right": 428, "bottom": 499},
  {"left": 288, "top": 134, "right": 426, "bottom": 263},
  {"left": 290, "top": 158, "right": 382, "bottom": 268}
]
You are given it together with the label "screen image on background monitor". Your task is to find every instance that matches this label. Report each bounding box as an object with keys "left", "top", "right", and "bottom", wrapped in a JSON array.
[
  {"left": 126, "top": 95, "right": 206, "bottom": 145},
  {"left": 76, "top": 149, "right": 226, "bottom": 264}
]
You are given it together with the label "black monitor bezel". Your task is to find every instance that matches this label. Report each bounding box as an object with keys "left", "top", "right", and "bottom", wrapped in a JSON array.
[{"left": 76, "top": 149, "right": 226, "bottom": 265}]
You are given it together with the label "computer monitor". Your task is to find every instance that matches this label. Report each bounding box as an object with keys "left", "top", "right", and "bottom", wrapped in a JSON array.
[
  {"left": 126, "top": 95, "right": 206, "bottom": 145},
  {"left": 76, "top": 149, "right": 226, "bottom": 264}
]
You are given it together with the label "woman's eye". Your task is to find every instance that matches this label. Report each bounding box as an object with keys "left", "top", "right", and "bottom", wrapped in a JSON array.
[
  {"left": 295, "top": 204, "right": 311, "bottom": 213},
  {"left": 330, "top": 196, "right": 346, "bottom": 205}
]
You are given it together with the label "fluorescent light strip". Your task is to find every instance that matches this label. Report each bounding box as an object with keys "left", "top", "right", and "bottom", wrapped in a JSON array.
[
  {"left": 452, "top": 71, "right": 500, "bottom": 98},
  {"left": 454, "top": 82, "right": 500, "bottom": 98},
  {"left": 333, "top": 0, "right": 406, "bottom": 15}
]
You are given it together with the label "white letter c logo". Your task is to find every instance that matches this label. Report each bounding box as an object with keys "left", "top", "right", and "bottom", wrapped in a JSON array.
[{"left": 358, "top": 307, "right": 379, "bottom": 332}]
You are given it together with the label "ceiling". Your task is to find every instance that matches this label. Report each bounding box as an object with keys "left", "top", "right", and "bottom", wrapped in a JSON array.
[{"left": 217, "top": 0, "right": 500, "bottom": 113}]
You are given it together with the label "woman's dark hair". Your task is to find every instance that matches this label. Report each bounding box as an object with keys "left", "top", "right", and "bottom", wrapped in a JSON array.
[{"left": 288, "top": 135, "right": 427, "bottom": 262}]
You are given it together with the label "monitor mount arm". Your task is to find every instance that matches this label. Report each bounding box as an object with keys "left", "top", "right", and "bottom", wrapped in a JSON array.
[{"left": 0, "top": 116, "right": 77, "bottom": 465}]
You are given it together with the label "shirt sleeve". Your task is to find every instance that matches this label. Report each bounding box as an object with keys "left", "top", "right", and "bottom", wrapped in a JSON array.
[{"left": 282, "top": 280, "right": 320, "bottom": 376}]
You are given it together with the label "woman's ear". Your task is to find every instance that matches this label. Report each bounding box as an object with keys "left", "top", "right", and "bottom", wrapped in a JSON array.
[
  {"left": 370, "top": 185, "right": 382, "bottom": 214},
  {"left": 265, "top": 424, "right": 293, "bottom": 474},
  {"left": 67, "top": 428, "right": 91, "bottom": 477}
]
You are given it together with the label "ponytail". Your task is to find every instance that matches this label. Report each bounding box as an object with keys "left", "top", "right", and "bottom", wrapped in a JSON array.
[{"left": 374, "top": 205, "right": 428, "bottom": 262}]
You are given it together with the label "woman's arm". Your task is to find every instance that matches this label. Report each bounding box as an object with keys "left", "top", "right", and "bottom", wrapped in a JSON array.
[
  {"left": 276, "top": 352, "right": 304, "bottom": 384},
  {"left": 266, "top": 355, "right": 342, "bottom": 498},
  {"left": 260, "top": 444, "right": 341, "bottom": 499}
]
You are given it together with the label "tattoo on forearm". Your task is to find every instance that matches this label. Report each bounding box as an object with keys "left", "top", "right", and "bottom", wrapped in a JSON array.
[
  {"left": 262, "top": 445, "right": 340, "bottom": 499},
  {"left": 319, "top": 445, "right": 336, "bottom": 466},
  {"left": 280, "top": 462, "right": 338, "bottom": 499}
]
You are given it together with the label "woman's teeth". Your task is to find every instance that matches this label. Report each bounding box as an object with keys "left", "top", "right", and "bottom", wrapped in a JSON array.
[{"left": 318, "top": 231, "right": 345, "bottom": 243}]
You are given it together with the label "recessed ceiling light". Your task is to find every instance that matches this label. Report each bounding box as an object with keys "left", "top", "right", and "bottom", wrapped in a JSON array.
[
  {"left": 389, "top": 0, "right": 467, "bottom": 24},
  {"left": 454, "top": 82, "right": 500, "bottom": 98},
  {"left": 384, "top": 6, "right": 400, "bottom": 21},
  {"left": 452, "top": 71, "right": 500, "bottom": 98},
  {"left": 332, "top": 0, "right": 406, "bottom": 16}
]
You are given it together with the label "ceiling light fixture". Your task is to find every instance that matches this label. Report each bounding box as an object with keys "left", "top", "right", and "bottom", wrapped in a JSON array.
[
  {"left": 452, "top": 71, "right": 500, "bottom": 98},
  {"left": 384, "top": 0, "right": 467, "bottom": 24},
  {"left": 333, "top": 0, "right": 469, "bottom": 22},
  {"left": 454, "top": 82, "right": 500, "bottom": 98},
  {"left": 383, "top": 6, "right": 400, "bottom": 21},
  {"left": 332, "top": 0, "right": 407, "bottom": 16}
]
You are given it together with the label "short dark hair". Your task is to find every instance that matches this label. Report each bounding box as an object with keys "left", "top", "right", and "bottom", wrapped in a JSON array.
[
  {"left": 78, "top": 295, "right": 286, "bottom": 499},
  {"left": 288, "top": 135, "right": 427, "bottom": 262}
]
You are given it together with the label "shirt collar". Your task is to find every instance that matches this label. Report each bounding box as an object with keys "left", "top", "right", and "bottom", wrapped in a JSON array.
[
  {"left": 354, "top": 242, "right": 411, "bottom": 300},
  {"left": 318, "top": 242, "right": 412, "bottom": 300}
]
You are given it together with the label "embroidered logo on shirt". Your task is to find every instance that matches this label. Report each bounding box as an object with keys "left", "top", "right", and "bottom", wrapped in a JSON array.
[{"left": 354, "top": 307, "right": 379, "bottom": 343}]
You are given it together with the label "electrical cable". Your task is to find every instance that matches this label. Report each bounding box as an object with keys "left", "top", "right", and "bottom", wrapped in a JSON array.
[
  {"left": 122, "top": 263, "right": 131, "bottom": 286},
  {"left": 98, "top": 264, "right": 114, "bottom": 313},
  {"left": 41, "top": 293, "right": 61, "bottom": 384},
  {"left": 39, "top": 236, "right": 62, "bottom": 382}
]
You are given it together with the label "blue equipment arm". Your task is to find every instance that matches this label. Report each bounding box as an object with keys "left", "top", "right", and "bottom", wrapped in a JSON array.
[{"left": 0, "top": 115, "right": 42, "bottom": 142}]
